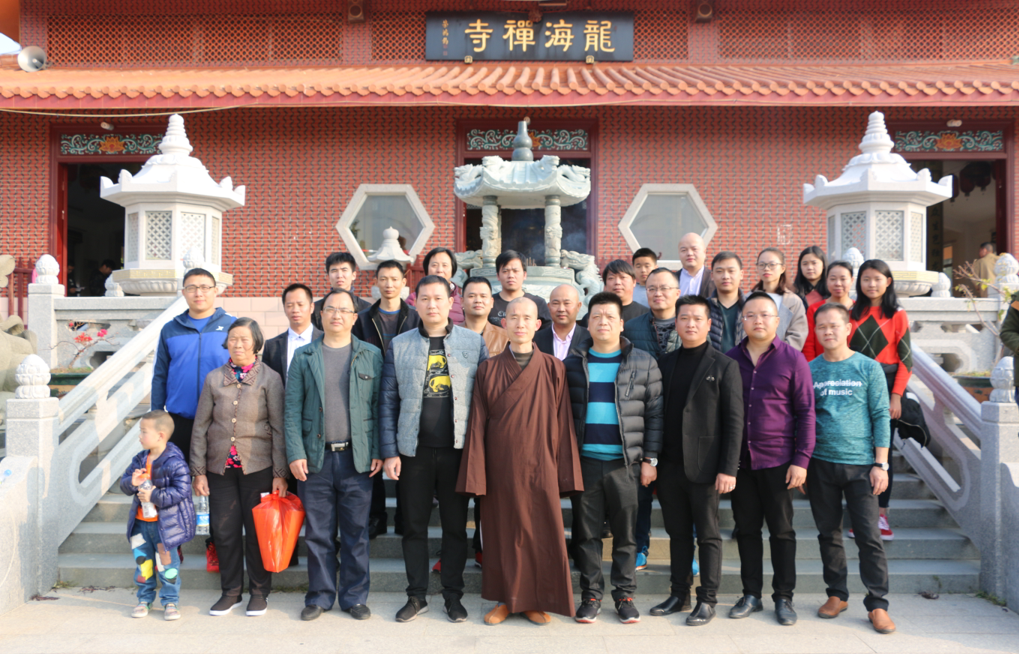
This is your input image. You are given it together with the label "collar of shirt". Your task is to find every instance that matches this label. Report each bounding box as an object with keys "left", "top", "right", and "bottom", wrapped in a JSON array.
[
  {"left": 552, "top": 323, "right": 577, "bottom": 344},
  {"left": 418, "top": 319, "right": 453, "bottom": 338},
  {"left": 288, "top": 324, "right": 315, "bottom": 344},
  {"left": 679, "top": 267, "right": 704, "bottom": 295}
]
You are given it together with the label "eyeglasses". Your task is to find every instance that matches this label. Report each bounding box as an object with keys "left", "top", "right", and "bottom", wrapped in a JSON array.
[
  {"left": 756, "top": 262, "right": 783, "bottom": 271},
  {"left": 645, "top": 286, "right": 678, "bottom": 295},
  {"left": 742, "top": 313, "right": 777, "bottom": 322},
  {"left": 184, "top": 285, "right": 215, "bottom": 294},
  {"left": 322, "top": 307, "right": 356, "bottom": 316}
]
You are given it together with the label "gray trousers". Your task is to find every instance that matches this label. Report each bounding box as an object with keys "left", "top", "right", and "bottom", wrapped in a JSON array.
[
  {"left": 806, "top": 457, "right": 890, "bottom": 611},
  {"left": 571, "top": 457, "right": 639, "bottom": 602}
]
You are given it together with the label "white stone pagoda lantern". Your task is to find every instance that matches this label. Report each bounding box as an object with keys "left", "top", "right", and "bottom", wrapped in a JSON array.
[
  {"left": 803, "top": 111, "right": 953, "bottom": 296},
  {"left": 100, "top": 114, "right": 244, "bottom": 296}
]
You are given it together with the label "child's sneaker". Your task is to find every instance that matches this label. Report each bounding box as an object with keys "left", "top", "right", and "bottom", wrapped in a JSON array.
[
  {"left": 635, "top": 550, "right": 648, "bottom": 571},
  {"left": 163, "top": 604, "right": 181, "bottom": 621},
  {"left": 878, "top": 515, "right": 895, "bottom": 541},
  {"left": 206, "top": 542, "right": 220, "bottom": 573},
  {"left": 131, "top": 602, "right": 151, "bottom": 618}
]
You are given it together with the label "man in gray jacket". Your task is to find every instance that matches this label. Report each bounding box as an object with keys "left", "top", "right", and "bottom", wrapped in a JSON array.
[{"left": 381, "top": 275, "right": 489, "bottom": 624}]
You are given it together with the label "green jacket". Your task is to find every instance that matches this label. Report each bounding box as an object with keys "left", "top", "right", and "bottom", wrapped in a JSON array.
[
  {"left": 284, "top": 336, "right": 383, "bottom": 475},
  {"left": 999, "top": 292, "right": 1019, "bottom": 385}
]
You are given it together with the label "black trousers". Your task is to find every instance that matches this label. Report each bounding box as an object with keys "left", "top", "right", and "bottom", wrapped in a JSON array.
[
  {"left": 370, "top": 472, "right": 388, "bottom": 523},
  {"left": 807, "top": 458, "right": 890, "bottom": 611},
  {"left": 731, "top": 463, "right": 797, "bottom": 602},
  {"left": 656, "top": 460, "right": 722, "bottom": 605},
  {"left": 878, "top": 445, "right": 894, "bottom": 509},
  {"left": 207, "top": 466, "right": 273, "bottom": 598},
  {"left": 571, "top": 457, "right": 639, "bottom": 602},
  {"left": 399, "top": 445, "right": 469, "bottom": 601},
  {"left": 168, "top": 413, "right": 194, "bottom": 466}
]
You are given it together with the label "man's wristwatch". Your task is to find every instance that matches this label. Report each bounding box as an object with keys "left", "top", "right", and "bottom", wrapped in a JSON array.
[
  {"left": 643, "top": 457, "right": 658, "bottom": 467},
  {"left": 873, "top": 462, "right": 889, "bottom": 471}
]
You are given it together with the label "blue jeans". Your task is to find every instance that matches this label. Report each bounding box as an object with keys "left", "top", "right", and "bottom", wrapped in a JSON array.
[{"left": 131, "top": 520, "right": 180, "bottom": 606}]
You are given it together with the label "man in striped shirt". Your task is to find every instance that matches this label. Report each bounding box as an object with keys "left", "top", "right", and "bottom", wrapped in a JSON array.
[{"left": 564, "top": 292, "right": 663, "bottom": 625}]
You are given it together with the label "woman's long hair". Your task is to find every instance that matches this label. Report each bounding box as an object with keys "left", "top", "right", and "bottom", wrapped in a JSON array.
[
  {"left": 850, "top": 259, "right": 900, "bottom": 321},
  {"left": 751, "top": 247, "right": 788, "bottom": 293},
  {"left": 792, "top": 246, "right": 828, "bottom": 299}
]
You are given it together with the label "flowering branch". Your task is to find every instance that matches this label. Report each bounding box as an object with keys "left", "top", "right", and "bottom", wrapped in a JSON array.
[{"left": 57, "top": 322, "right": 114, "bottom": 370}]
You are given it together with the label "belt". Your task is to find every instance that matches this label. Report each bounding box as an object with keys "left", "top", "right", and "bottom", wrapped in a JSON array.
[{"left": 326, "top": 441, "right": 351, "bottom": 452}]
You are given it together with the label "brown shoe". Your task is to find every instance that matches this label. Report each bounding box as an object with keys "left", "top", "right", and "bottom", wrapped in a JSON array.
[
  {"left": 524, "top": 610, "right": 551, "bottom": 625},
  {"left": 484, "top": 604, "right": 511, "bottom": 625},
  {"left": 818, "top": 597, "right": 849, "bottom": 619},
  {"left": 868, "top": 609, "right": 896, "bottom": 634}
]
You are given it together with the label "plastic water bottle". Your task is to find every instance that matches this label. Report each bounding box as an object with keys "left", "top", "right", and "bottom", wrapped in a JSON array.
[
  {"left": 140, "top": 479, "right": 157, "bottom": 519},
  {"left": 195, "top": 495, "right": 210, "bottom": 535}
]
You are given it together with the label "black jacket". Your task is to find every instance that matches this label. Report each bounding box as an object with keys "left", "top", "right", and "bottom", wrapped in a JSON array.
[
  {"left": 534, "top": 324, "right": 590, "bottom": 359},
  {"left": 563, "top": 336, "right": 664, "bottom": 465},
  {"left": 311, "top": 294, "right": 372, "bottom": 331},
  {"left": 657, "top": 344, "right": 744, "bottom": 484},
  {"left": 351, "top": 299, "right": 421, "bottom": 353},
  {"left": 707, "top": 291, "right": 747, "bottom": 352},
  {"left": 263, "top": 326, "right": 323, "bottom": 387}
]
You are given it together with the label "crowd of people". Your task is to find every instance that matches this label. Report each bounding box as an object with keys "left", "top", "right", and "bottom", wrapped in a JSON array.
[{"left": 121, "top": 234, "right": 913, "bottom": 636}]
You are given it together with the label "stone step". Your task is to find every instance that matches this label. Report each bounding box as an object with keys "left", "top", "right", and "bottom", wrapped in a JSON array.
[
  {"left": 55, "top": 552, "right": 980, "bottom": 596},
  {"left": 60, "top": 522, "right": 978, "bottom": 561},
  {"left": 82, "top": 493, "right": 952, "bottom": 529}
]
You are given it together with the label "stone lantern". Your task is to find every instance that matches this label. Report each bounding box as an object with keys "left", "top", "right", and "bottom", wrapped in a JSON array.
[
  {"left": 803, "top": 111, "right": 953, "bottom": 296},
  {"left": 100, "top": 114, "right": 244, "bottom": 296}
]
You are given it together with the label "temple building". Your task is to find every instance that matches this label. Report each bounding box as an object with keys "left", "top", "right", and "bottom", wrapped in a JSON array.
[{"left": 2, "top": 0, "right": 1018, "bottom": 300}]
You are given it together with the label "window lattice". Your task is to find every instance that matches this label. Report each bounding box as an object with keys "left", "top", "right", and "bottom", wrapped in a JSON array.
[
  {"left": 910, "top": 212, "right": 924, "bottom": 263},
  {"left": 126, "top": 212, "right": 139, "bottom": 263},
  {"left": 875, "top": 210, "right": 904, "bottom": 261},
  {"left": 840, "top": 211, "right": 866, "bottom": 256},
  {"left": 370, "top": 11, "right": 426, "bottom": 61},
  {"left": 212, "top": 216, "right": 221, "bottom": 265},
  {"left": 145, "top": 211, "right": 173, "bottom": 261},
  {"left": 633, "top": 10, "right": 687, "bottom": 61},
  {"left": 180, "top": 212, "right": 206, "bottom": 264}
]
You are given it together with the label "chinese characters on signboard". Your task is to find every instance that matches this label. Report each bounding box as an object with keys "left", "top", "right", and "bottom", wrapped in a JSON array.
[{"left": 426, "top": 13, "right": 634, "bottom": 62}]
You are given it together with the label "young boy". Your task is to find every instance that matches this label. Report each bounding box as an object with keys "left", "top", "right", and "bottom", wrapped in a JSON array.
[
  {"left": 631, "top": 248, "right": 658, "bottom": 308},
  {"left": 120, "top": 410, "right": 196, "bottom": 620}
]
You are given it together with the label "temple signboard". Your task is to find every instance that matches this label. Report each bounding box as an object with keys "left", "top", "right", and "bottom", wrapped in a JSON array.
[{"left": 426, "top": 13, "right": 634, "bottom": 62}]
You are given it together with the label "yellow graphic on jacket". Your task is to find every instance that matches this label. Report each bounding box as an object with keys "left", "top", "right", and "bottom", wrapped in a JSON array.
[{"left": 423, "top": 350, "right": 452, "bottom": 398}]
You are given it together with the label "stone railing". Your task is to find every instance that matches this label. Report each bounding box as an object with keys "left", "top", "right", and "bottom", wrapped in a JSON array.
[
  {"left": 903, "top": 347, "right": 1019, "bottom": 607},
  {"left": 0, "top": 292, "right": 186, "bottom": 616}
]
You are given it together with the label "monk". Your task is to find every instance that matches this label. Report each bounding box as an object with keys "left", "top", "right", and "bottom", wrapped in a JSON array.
[{"left": 456, "top": 296, "right": 584, "bottom": 625}]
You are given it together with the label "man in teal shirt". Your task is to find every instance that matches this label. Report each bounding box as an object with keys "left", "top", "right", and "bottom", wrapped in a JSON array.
[{"left": 807, "top": 303, "right": 895, "bottom": 635}]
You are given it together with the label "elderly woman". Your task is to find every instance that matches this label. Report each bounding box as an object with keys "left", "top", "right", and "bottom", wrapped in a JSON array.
[{"left": 191, "top": 317, "right": 287, "bottom": 618}]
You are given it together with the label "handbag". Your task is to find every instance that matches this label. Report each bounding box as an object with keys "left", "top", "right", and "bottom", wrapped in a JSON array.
[{"left": 880, "top": 362, "right": 931, "bottom": 448}]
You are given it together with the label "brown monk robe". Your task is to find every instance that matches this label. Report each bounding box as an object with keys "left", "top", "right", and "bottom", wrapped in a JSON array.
[{"left": 456, "top": 346, "right": 584, "bottom": 619}]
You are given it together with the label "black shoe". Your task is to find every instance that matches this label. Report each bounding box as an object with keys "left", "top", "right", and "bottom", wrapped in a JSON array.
[
  {"left": 574, "top": 598, "right": 601, "bottom": 623},
  {"left": 344, "top": 604, "right": 371, "bottom": 620},
  {"left": 728, "top": 595, "right": 763, "bottom": 619},
  {"left": 686, "top": 601, "right": 715, "bottom": 626},
  {"left": 245, "top": 596, "right": 268, "bottom": 617},
  {"left": 614, "top": 598, "right": 640, "bottom": 624},
  {"left": 444, "top": 598, "right": 468, "bottom": 623},
  {"left": 396, "top": 597, "right": 428, "bottom": 622},
  {"left": 775, "top": 599, "right": 797, "bottom": 626},
  {"left": 368, "top": 516, "right": 387, "bottom": 540},
  {"left": 649, "top": 594, "right": 691, "bottom": 616},
  {"left": 601, "top": 520, "right": 612, "bottom": 539},
  {"left": 209, "top": 595, "right": 243, "bottom": 616},
  {"left": 301, "top": 605, "right": 324, "bottom": 621}
]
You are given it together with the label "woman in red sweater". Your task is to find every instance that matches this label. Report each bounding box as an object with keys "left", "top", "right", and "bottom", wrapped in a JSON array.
[
  {"left": 849, "top": 259, "right": 912, "bottom": 541},
  {"left": 802, "top": 260, "right": 855, "bottom": 361}
]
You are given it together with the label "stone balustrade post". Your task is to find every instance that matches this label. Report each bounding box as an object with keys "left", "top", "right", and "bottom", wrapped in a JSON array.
[
  {"left": 5, "top": 355, "right": 62, "bottom": 596},
  {"left": 27, "top": 255, "right": 64, "bottom": 369},
  {"left": 480, "top": 196, "right": 501, "bottom": 268},
  {"left": 979, "top": 356, "right": 1019, "bottom": 596}
]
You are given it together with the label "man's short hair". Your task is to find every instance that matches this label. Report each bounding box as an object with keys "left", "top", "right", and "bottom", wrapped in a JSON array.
[
  {"left": 981, "top": 241, "right": 996, "bottom": 254},
  {"left": 101, "top": 258, "right": 117, "bottom": 269},
  {"left": 814, "top": 302, "right": 851, "bottom": 324},
  {"left": 646, "top": 267, "right": 679, "bottom": 283},
  {"left": 140, "top": 409, "right": 174, "bottom": 437},
  {"left": 325, "top": 251, "right": 358, "bottom": 272},
  {"left": 462, "top": 276, "right": 492, "bottom": 293},
  {"left": 676, "top": 294, "right": 711, "bottom": 314},
  {"left": 182, "top": 268, "right": 216, "bottom": 286},
  {"left": 281, "top": 282, "right": 313, "bottom": 305},
  {"left": 632, "top": 248, "right": 658, "bottom": 264},
  {"left": 423, "top": 247, "right": 459, "bottom": 278},
  {"left": 743, "top": 290, "right": 778, "bottom": 311},
  {"left": 375, "top": 260, "right": 405, "bottom": 277},
  {"left": 321, "top": 288, "right": 358, "bottom": 312},
  {"left": 416, "top": 274, "right": 452, "bottom": 298},
  {"left": 711, "top": 251, "right": 743, "bottom": 270},
  {"left": 602, "top": 259, "right": 637, "bottom": 281},
  {"left": 496, "top": 250, "right": 526, "bottom": 273},
  {"left": 588, "top": 291, "right": 624, "bottom": 315},
  {"left": 222, "top": 317, "right": 265, "bottom": 353}
]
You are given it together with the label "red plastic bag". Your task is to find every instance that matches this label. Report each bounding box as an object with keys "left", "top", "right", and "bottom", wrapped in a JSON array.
[{"left": 252, "top": 490, "right": 305, "bottom": 573}]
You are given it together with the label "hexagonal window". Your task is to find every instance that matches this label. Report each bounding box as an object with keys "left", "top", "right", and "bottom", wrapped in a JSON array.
[
  {"left": 618, "top": 184, "right": 717, "bottom": 269},
  {"left": 336, "top": 184, "right": 435, "bottom": 269}
]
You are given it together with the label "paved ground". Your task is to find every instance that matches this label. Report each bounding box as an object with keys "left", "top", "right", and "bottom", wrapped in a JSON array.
[{"left": 1, "top": 588, "right": 1016, "bottom": 654}]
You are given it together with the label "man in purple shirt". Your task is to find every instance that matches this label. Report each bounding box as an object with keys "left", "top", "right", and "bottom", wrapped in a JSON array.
[{"left": 726, "top": 291, "right": 815, "bottom": 626}]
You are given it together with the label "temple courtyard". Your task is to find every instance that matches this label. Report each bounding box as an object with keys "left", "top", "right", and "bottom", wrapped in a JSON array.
[{"left": 0, "top": 588, "right": 1016, "bottom": 654}]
